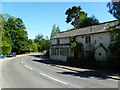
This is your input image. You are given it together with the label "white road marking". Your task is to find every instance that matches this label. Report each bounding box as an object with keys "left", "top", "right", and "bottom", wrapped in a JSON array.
[
  {"left": 39, "top": 72, "right": 68, "bottom": 85},
  {"left": 24, "top": 65, "right": 32, "bottom": 70},
  {"left": 20, "top": 61, "right": 23, "bottom": 64}
]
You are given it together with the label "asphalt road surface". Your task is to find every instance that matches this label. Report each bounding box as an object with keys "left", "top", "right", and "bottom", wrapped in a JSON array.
[{"left": 2, "top": 53, "right": 119, "bottom": 88}]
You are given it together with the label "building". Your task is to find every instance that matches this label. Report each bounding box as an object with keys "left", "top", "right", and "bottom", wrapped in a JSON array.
[{"left": 50, "top": 20, "right": 118, "bottom": 62}]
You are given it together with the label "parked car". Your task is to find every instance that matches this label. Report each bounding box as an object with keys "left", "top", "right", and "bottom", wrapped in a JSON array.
[
  {"left": 7, "top": 52, "right": 17, "bottom": 57},
  {"left": 0, "top": 54, "right": 6, "bottom": 58}
]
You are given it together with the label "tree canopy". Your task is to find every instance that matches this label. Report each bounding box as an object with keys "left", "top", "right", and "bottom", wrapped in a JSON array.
[
  {"left": 107, "top": 1, "right": 120, "bottom": 20},
  {"left": 65, "top": 6, "right": 99, "bottom": 29},
  {"left": 34, "top": 34, "right": 51, "bottom": 52},
  {"left": 50, "top": 24, "right": 60, "bottom": 39}
]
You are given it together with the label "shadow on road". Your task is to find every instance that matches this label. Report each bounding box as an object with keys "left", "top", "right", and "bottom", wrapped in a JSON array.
[
  {"left": 30, "top": 54, "right": 119, "bottom": 80},
  {"left": 57, "top": 71, "right": 111, "bottom": 79}
]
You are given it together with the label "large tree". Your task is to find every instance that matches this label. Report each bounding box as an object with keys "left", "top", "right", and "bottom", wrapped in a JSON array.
[
  {"left": 0, "top": 14, "right": 12, "bottom": 54},
  {"left": 3, "top": 14, "right": 29, "bottom": 54},
  {"left": 65, "top": 6, "right": 99, "bottom": 29}
]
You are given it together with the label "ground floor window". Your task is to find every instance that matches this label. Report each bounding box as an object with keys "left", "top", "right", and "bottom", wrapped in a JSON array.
[
  {"left": 51, "top": 47, "right": 69, "bottom": 56},
  {"left": 51, "top": 48, "right": 56, "bottom": 55},
  {"left": 62, "top": 48, "right": 69, "bottom": 56}
]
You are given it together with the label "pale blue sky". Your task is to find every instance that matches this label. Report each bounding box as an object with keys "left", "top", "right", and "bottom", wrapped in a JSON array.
[{"left": 2, "top": 2, "right": 115, "bottom": 39}]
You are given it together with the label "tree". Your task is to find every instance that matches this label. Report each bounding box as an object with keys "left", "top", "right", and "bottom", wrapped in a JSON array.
[
  {"left": 107, "top": 1, "right": 120, "bottom": 20},
  {"left": 50, "top": 24, "right": 60, "bottom": 39},
  {"left": 34, "top": 34, "right": 51, "bottom": 52},
  {"left": 65, "top": 6, "right": 87, "bottom": 27},
  {"left": 65, "top": 6, "right": 99, "bottom": 29},
  {"left": 76, "top": 15, "right": 99, "bottom": 28},
  {"left": 0, "top": 13, "right": 12, "bottom": 54},
  {"left": 3, "top": 14, "right": 29, "bottom": 54},
  {"left": 107, "top": 2, "right": 120, "bottom": 58}
]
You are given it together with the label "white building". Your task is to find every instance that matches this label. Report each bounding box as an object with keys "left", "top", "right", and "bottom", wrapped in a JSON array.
[{"left": 50, "top": 20, "right": 118, "bottom": 62}]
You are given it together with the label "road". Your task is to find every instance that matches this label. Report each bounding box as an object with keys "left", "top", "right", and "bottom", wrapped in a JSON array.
[{"left": 1, "top": 53, "right": 119, "bottom": 88}]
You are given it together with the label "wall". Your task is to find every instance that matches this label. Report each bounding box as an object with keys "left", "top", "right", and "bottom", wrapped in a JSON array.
[
  {"left": 92, "top": 32, "right": 111, "bottom": 49},
  {"left": 52, "top": 38, "right": 70, "bottom": 45},
  {"left": 95, "top": 46, "right": 107, "bottom": 61},
  {"left": 50, "top": 55, "right": 67, "bottom": 62},
  {"left": 60, "top": 38, "right": 70, "bottom": 44},
  {"left": 76, "top": 32, "right": 111, "bottom": 49}
]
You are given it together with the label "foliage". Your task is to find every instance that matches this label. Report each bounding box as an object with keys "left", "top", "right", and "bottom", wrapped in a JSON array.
[
  {"left": 70, "top": 36, "right": 83, "bottom": 54},
  {"left": 75, "top": 15, "right": 99, "bottom": 29},
  {"left": 65, "top": 6, "right": 87, "bottom": 27},
  {"left": 1, "top": 41, "right": 12, "bottom": 54},
  {"left": 107, "top": 2, "right": 120, "bottom": 57},
  {"left": 2, "top": 14, "right": 30, "bottom": 54},
  {"left": 107, "top": 1, "right": 120, "bottom": 20},
  {"left": 34, "top": 34, "right": 51, "bottom": 52},
  {"left": 65, "top": 6, "right": 99, "bottom": 29},
  {"left": 50, "top": 24, "right": 60, "bottom": 39}
]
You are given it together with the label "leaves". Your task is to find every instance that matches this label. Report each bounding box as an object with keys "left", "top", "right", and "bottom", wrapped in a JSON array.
[
  {"left": 107, "top": 1, "right": 120, "bottom": 20},
  {"left": 107, "top": 1, "right": 120, "bottom": 57},
  {"left": 50, "top": 24, "right": 60, "bottom": 39},
  {"left": 34, "top": 34, "right": 51, "bottom": 52},
  {"left": 65, "top": 6, "right": 99, "bottom": 29}
]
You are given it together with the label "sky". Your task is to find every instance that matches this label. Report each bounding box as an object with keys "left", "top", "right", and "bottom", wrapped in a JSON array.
[{"left": 1, "top": 2, "right": 115, "bottom": 39}]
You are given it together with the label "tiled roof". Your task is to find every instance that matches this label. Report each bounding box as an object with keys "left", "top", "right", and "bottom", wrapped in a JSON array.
[{"left": 52, "top": 20, "right": 118, "bottom": 39}]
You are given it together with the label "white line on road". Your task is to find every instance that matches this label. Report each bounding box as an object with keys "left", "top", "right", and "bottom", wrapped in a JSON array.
[
  {"left": 39, "top": 72, "right": 68, "bottom": 85},
  {"left": 24, "top": 65, "right": 32, "bottom": 70},
  {"left": 20, "top": 61, "right": 23, "bottom": 64}
]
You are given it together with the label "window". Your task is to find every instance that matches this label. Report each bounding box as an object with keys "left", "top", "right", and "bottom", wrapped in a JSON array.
[
  {"left": 59, "top": 49, "right": 62, "bottom": 55},
  {"left": 57, "top": 39, "right": 60, "bottom": 45},
  {"left": 62, "top": 48, "right": 69, "bottom": 56},
  {"left": 56, "top": 49, "right": 59, "bottom": 55},
  {"left": 85, "top": 36, "right": 91, "bottom": 44},
  {"left": 51, "top": 48, "right": 56, "bottom": 55}
]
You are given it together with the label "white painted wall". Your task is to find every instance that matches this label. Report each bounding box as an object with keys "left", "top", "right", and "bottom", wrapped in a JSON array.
[
  {"left": 52, "top": 38, "right": 70, "bottom": 45},
  {"left": 50, "top": 55, "right": 67, "bottom": 62},
  {"left": 52, "top": 39, "right": 56, "bottom": 45},
  {"left": 60, "top": 38, "right": 70, "bottom": 44},
  {"left": 95, "top": 46, "right": 107, "bottom": 61},
  {"left": 76, "top": 32, "right": 111, "bottom": 49},
  {"left": 76, "top": 36, "right": 85, "bottom": 44},
  {"left": 92, "top": 32, "right": 111, "bottom": 49},
  {"left": 51, "top": 32, "right": 112, "bottom": 61}
]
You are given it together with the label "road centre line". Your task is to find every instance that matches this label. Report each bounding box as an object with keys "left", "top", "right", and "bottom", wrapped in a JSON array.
[
  {"left": 20, "top": 60, "right": 23, "bottom": 64},
  {"left": 24, "top": 65, "right": 32, "bottom": 70},
  {"left": 39, "top": 72, "right": 68, "bottom": 85}
]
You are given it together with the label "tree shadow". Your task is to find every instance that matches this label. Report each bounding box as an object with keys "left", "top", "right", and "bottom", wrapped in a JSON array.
[
  {"left": 31, "top": 55, "right": 119, "bottom": 80},
  {"left": 57, "top": 71, "right": 113, "bottom": 79}
]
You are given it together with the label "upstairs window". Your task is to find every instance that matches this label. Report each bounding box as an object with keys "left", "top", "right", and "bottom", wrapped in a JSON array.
[
  {"left": 85, "top": 36, "right": 91, "bottom": 44},
  {"left": 57, "top": 39, "right": 60, "bottom": 45}
]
